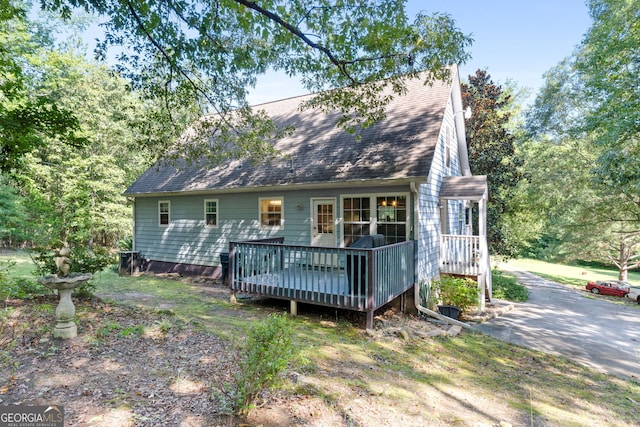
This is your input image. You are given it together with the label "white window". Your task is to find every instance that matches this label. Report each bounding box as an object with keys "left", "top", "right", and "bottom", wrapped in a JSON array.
[
  {"left": 158, "top": 201, "right": 170, "bottom": 226},
  {"left": 376, "top": 195, "right": 408, "bottom": 244},
  {"left": 204, "top": 199, "right": 218, "bottom": 227},
  {"left": 343, "top": 196, "right": 371, "bottom": 246},
  {"left": 259, "top": 197, "right": 283, "bottom": 227},
  {"left": 342, "top": 194, "right": 409, "bottom": 246}
]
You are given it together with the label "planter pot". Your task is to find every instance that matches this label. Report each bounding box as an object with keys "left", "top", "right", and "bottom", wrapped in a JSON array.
[{"left": 438, "top": 305, "right": 461, "bottom": 320}]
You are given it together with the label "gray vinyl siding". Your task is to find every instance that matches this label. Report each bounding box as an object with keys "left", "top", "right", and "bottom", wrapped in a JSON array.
[
  {"left": 416, "top": 95, "right": 464, "bottom": 285},
  {"left": 133, "top": 185, "right": 412, "bottom": 268}
]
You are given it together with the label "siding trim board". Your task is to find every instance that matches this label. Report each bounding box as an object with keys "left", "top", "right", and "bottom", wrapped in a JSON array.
[{"left": 125, "top": 176, "right": 428, "bottom": 198}]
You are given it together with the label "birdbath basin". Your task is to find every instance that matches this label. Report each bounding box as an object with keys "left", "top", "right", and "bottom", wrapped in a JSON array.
[{"left": 38, "top": 273, "right": 93, "bottom": 339}]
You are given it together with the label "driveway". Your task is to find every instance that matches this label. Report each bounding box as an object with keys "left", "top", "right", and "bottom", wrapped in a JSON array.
[{"left": 477, "top": 266, "right": 640, "bottom": 380}]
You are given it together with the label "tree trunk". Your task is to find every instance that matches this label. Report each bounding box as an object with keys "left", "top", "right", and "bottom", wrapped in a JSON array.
[{"left": 618, "top": 268, "right": 627, "bottom": 281}]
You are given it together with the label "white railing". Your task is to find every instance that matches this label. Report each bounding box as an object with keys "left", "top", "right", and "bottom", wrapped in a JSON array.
[{"left": 440, "top": 234, "right": 481, "bottom": 276}]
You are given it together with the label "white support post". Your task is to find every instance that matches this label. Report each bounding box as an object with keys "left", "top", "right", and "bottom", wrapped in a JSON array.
[
  {"left": 478, "top": 197, "right": 489, "bottom": 308},
  {"left": 479, "top": 198, "right": 486, "bottom": 238}
]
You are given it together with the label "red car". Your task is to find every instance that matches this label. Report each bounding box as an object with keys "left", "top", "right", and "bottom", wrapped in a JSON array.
[{"left": 585, "top": 280, "right": 631, "bottom": 297}]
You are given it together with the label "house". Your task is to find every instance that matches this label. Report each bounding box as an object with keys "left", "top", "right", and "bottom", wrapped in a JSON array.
[{"left": 124, "top": 66, "right": 490, "bottom": 327}]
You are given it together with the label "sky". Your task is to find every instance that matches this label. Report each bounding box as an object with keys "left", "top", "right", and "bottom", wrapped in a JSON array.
[
  {"left": 65, "top": 0, "right": 592, "bottom": 106},
  {"left": 248, "top": 0, "right": 593, "bottom": 106}
]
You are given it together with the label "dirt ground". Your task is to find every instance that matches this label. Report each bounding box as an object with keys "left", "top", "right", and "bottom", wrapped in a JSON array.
[{"left": 1, "top": 278, "right": 526, "bottom": 427}]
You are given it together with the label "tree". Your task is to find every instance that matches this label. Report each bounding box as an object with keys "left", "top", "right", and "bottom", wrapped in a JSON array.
[
  {"left": 15, "top": 55, "right": 151, "bottom": 249},
  {"left": 461, "top": 70, "right": 522, "bottom": 258},
  {"left": 519, "top": 0, "right": 640, "bottom": 278},
  {"left": 0, "top": 174, "right": 27, "bottom": 247},
  {"left": 573, "top": 0, "right": 640, "bottom": 194},
  {"left": 40, "top": 0, "right": 473, "bottom": 161},
  {"left": 0, "top": 0, "right": 85, "bottom": 173},
  {"left": 516, "top": 135, "right": 640, "bottom": 280},
  {"left": 0, "top": 5, "right": 153, "bottom": 249}
]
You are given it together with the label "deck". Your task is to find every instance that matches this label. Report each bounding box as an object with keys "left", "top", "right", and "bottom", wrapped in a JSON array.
[
  {"left": 229, "top": 234, "right": 489, "bottom": 326},
  {"left": 229, "top": 238, "right": 417, "bottom": 328},
  {"left": 236, "top": 268, "right": 364, "bottom": 308}
]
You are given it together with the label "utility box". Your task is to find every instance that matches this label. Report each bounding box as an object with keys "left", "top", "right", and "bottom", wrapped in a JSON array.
[
  {"left": 220, "top": 252, "right": 229, "bottom": 284},
  {"left": 119, "top": 251, "right": 141, "bottom": 276}
]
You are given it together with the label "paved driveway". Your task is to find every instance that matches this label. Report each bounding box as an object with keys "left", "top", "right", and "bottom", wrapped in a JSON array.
[{"left": 477, "top": 266, "right": 640, "bottom": 380}]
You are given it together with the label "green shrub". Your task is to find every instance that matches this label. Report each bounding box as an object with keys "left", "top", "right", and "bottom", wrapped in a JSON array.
[
  {"left": 71, "top": 246, "right": 115, "bottom": 274},
  {"left": 30, "top": 245, "right": 115, "bottom": 297},
  {"left": 31, "top": 245, "right": 115, "bottom": 276},
  {"left": 492, "top": 269, "right": 529, "bottom": 302},
  {"left": 218, "top": 313, "right": 296, "bottom": 415},
  {"left": 117, "top": 237, "right": 133, "bottom": 251},
  {"left": 119, "top": 325, "right": 145, "bottom": 338},
  {"left": 430, "top": 275, "right": 478, "bottom": 313},
  {"left": 95, "top": 322, "right": 122, "bottom": 338},
  {"left": 0, "top": 259, "right": 15, "bottom": 294},
  {"left": 3, "top": 278, "right": 48, "bottom": 299}
]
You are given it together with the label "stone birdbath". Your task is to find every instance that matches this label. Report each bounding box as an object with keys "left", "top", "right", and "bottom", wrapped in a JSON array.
[{"left": 38, "top": 248, "right": 92, "bottom": 339}]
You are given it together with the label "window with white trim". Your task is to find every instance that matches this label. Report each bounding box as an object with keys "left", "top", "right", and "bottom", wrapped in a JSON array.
[
  {"left": 158, "top": 201, "right": 170, "bottom": 226},
  {"left": 343, "top": 196, "right": 371, "bottom": 246},
  {"left": 376, "top": 195, "right": 407, "bottom": 244},
  {"left": 342, "top": 194, "right": 409, "bottom": 246},
  {"left": 259, "top": 197, "right": 283, "bottom": 227},
  {"left": 204, "top": 199, "right": 218, "bottom": 227}
]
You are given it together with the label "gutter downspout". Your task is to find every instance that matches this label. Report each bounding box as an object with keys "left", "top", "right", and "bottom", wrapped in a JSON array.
[{"left": 410, "top": 181, "right": 474, "bottom": 330}]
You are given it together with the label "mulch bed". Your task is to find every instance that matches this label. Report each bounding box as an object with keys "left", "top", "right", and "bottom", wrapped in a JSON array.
[{"left": 1, "top": 295, "right": 244, "bottom": 426}]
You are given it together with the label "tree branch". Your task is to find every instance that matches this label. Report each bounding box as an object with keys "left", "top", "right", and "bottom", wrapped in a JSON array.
[
  {"left": 125, "top": 1, "right": 203, "bottom": 98},
  {"left": 126, "top": 0, "right": 258, "bottom": 148},
  {"left": 166, "top": 0, "right": 228, "bottom": 53},
  {"left": 232, "top": 0, "right": 358, "bottom": 85}
]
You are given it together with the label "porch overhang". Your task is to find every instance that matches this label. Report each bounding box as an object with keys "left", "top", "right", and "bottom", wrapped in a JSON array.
[
  {"left": 438, "top": 174, "right": 491, "bottom": 309},
  {"left": 439, "top": 175, "right": 488, "bottom": 201}
]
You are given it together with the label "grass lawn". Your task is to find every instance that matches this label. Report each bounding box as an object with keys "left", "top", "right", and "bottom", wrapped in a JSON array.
[
  {"left": 2, "top": 251, "right": 639, "bottom": 426},
  {"left": 1, "top": 250, "right": 38, "bottom": 279},
  {"left": 503, "top": 258, "right": 640, "bottom": 289}
]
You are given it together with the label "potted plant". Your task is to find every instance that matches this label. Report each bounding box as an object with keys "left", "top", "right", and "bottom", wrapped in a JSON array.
[{"left": 430, "top": 276, "right": 478, "bottom": 319}]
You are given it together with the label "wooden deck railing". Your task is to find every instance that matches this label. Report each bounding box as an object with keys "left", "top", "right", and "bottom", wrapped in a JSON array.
[
  {"left": 229, "top": 239, "right": 416, "bottom": 327},
  {"left": 440, "top": 234, "right": 481, "bottom": 276}
]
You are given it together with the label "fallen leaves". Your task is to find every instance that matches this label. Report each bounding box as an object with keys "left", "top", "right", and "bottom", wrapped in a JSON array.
[{"left": 0, "top": 295, "right": 235, "bottom": 426}]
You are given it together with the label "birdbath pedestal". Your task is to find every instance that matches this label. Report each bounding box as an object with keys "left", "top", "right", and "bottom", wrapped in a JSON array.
[{"left": 38, "top": 273, "right": 93, "bottom": 339}]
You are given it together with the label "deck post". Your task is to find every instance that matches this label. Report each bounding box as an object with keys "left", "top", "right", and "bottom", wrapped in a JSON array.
[
  {"left": 478, "top": 197, "right": 489, "bottom": 309},
  {"left": 366, "top": 310, "right": 374, "bottom": 329},
  {"left": 366, "top": 250, "right": 376, "bottom": 329},
  {"left": 290, "top": 300, "right": 298, "bottom": 316},
  {"left": 229, "top": 243, "right": 236, "bottom": 304}
]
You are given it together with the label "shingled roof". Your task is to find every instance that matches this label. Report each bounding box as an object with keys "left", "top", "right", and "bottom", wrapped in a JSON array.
[
  {"left": 440, "top": 175, "right": 488, "bottom": 201},
  {"left": 125, "top": 70, "right": 457, "bottom": 196}
]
